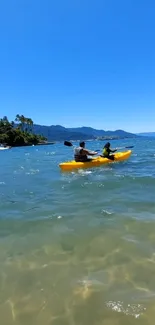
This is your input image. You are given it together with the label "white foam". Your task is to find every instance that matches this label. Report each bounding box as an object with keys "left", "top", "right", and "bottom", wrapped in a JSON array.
[
  {"left": 102, "top": 209, "right": 113, "bottom": 215},
  {"left": 78, "top": 170, "right": 92, "bottom": 175},
  {"left": 106, "top": 300, "right": 146, "bottom": 318}
]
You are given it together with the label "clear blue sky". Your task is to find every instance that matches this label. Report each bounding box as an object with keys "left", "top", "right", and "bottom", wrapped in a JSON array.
[{"left": 0, "top": 0, "right": 154, "bottom": 132}]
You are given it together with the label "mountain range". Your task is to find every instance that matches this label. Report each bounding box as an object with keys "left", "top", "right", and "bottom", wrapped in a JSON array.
[
  {"left": 32, "top": 124, "right": 137, "bottom": 141},
  {"left": 138, "top": 132, "right": 155, "bottom": 137}
]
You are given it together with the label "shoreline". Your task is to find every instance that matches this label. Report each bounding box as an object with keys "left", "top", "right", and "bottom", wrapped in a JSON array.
[
  {"left": 2, "top": 136, "right": 138, "bottom": 149},
  {"left": 8, "top": 141, "right": 56, "bottom": 148}
]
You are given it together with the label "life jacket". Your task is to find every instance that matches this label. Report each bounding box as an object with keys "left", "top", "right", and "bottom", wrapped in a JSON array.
[
  {"left": 102, "top": 147, "right": 109, "bottom": 157},
  {"left": 74, "top": 147, "right": 88, "bottom": 162}
]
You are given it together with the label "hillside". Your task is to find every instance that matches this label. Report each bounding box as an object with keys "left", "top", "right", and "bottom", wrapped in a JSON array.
[
  {"left": 32, "top": 125, "right": 93, "bottom": 141},
  {"left": 32, "top": 124, "right": 136, "bottom": 141},
  {"left": 68, "top": 127, "right": 135, "bottom": 138},
  {"left": 0, "top": 115, "right": 46, "bottom": 147}
]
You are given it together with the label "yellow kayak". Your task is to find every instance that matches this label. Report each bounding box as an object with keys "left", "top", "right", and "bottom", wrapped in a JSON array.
[{"left": 59, "top": 150, "right": 132, "bottom": 171}]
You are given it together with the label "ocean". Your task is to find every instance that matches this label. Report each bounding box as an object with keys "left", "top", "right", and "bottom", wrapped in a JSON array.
[{"left": 0, "top": 137, "right": 155, "bottom": 325}]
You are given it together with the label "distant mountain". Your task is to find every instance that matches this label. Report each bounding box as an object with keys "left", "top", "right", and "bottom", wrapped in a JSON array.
[
  {"left": 138, "top": 132, "right": 155, "bottom": 137},
  {"left": 32, "top": 124, "right": 137, "bottom": 141},
  {"left": 32, "top": 124, "right": 92, "bottom": 141},
  {"left": 68, "top": 127, "right": 106, "bottom": 137},
  {"left": 69, "top": 127, "right": 135, "bottom": 138}
]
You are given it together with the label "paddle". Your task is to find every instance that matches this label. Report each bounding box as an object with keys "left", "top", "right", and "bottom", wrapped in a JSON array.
[
  {"left": 94, "top": 146, "right": 134, "bottom": 153},
  {"left": 64, "top": 140, "right": 99, "bottom": 158},
  {"left": 64, "top": 141, "right": 74, "bottom": 147},
  {"left": 64, "top": 141, "right": 99, "bottom": 152},
  {"left": 115, "top": 146, "right": 134, "bottom": 150},
  {"left": 64, "top": 141, "right": 134, "bottom": 152}
]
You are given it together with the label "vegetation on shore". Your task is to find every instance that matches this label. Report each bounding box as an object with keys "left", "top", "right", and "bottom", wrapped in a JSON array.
[{"left": 0, "top": 115, "right": 47, "bottom": 147}]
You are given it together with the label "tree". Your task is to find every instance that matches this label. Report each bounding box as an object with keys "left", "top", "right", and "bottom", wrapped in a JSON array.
[
  {"left": 20, "top": 115, "right": 26, "bottom": 131},
  {"left": 0, "top": 114, "right": 46, "bottom": 146},
  {"left": 2, "top": 116, "right": 9, "bottom": 123},
  {"left": 0, "top": 117, "right": 12, "bottom": 134},
  {"left": 25, "top": 117, "right": 34, "bottom": 133},
  {"left": 15, "top": 114, "right": 21, "bottom": 129},
  {"left": 15, "top": 115, "right": 34, "bottom": 133},
  {"left": 0, "top": 133, "right": 9, "bottom": 144},
  {"left": 15, "top": 114, "right": 26, "bottom": 131},
  {"left": 15, "top": 114, "right": 20, "bottom": 123}
]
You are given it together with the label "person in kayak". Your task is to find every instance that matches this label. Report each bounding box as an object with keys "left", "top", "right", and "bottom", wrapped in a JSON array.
[
  {"left": 101, "top": 142, "right": 117, "bottom": 160},
  {"left": 74, "top": 141, "right": 98, "bottom": 162}
]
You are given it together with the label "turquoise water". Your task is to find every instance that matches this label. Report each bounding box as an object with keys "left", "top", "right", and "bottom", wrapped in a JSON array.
[{"left": 0, "top": 138, "right": 155, "bottom": 325}]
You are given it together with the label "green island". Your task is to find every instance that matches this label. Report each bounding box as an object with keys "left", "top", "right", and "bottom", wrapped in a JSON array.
[{"left": 0, "top": 115, "right": 47, "bottom": 147}]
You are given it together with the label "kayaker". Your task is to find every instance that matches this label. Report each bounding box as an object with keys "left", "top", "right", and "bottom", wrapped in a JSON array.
[
  {"left": 74, "top": 141, "right": 98, "bottom": 162},
  {"left": 101, "top": 142, "right": 117, "bottom": 160}
]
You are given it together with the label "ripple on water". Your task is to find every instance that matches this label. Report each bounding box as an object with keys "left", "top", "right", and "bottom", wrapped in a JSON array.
[{"left": 0, "top": 140, "right": 155, "bottom": 324}]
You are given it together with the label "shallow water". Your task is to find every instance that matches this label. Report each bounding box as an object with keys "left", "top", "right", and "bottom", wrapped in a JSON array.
[{"left": 0, "top": 138, "right": 155, "bottom": 324}]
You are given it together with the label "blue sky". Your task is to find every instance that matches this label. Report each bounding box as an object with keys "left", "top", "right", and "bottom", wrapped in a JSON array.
[{"left": 0, "top": 0, "right": 154, "bottom": 132}]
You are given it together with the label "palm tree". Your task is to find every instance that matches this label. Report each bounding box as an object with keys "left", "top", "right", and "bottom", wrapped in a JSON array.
[
  {"left": 15, "top": 114, "right": 20, "bottom": 123},
  {"left": 2, "top": 116, "right": 10, "bottom": 127},
  {"left": 15, "top": 114, "right": 21, "bottom": 129},
  {"left": 2, "top": 116, "right": 9, "bottom": 123},
  {"left": 15, "top": 114, "right": 34, "bottom": 133},
  {"left": 20, "top": 115, "right": 26, "bottom": 131},
  {"left": 0, "top": 116, "right": 12, "bottom": 133},
  {"left": 28, "top": 118, "right": 33, "bottom": 132},
  {"left": 15, "top": 114, "right": 26, "bottom": 131}
]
